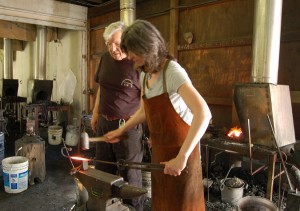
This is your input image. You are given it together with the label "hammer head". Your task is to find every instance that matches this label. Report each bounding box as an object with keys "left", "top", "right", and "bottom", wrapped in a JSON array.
[{"left": 81, "top": 132, "right": 89, "bottom": 150}]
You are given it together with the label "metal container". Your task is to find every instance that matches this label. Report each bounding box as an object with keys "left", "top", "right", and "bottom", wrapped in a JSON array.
[
  {"left": 48, "top": 125, "right": 63, "bottom": 145},
  {"left": 220, "top": 177, "right": 245, "bottom": 205},
  {"left": 81, "top": 131, "right": 89, "bottom": 150},
  {"left": 142, "top": 170, "right": 151, "bottom": 198},
  {"left": 65, "top": 125, "right": 79, "bottom": 147},
  {"left": 236, "top": 196, "right": 278, "bottom": 211}
]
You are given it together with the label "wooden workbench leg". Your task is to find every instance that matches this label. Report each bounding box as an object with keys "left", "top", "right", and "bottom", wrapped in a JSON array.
[{"left": 266, "top": 153, "right": 277, "bottom": 200}]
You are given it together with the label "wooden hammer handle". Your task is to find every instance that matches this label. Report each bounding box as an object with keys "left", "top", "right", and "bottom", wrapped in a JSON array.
[
  {"left": 89, "top": 135, "right": 128, "bottom": 143},
  {"left": 89, "top": 136, "right": 108, "bottom": 142}
]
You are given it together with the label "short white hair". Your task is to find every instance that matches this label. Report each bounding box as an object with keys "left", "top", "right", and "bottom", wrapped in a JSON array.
[{"left": 103, "top": 21, "right": 126, "bottom": 43}]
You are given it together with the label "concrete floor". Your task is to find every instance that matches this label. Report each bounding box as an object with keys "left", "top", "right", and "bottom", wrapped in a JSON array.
[
  {"left": 0, "top": 144, "right": 78, "bottom": 211},
  {"left": 1, "top": 130, "right": 290, "bottom": 211},
  {"left": 0, "top": 128, "right": 151, "bottom": 211}
]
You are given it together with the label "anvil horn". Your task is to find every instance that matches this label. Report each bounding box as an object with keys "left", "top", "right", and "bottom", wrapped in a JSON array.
[{"left": 112, "top": 180, "right": 148, "bottom": 199}]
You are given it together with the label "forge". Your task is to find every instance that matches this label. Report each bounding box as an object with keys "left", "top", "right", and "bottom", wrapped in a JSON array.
[
  {"left": 27, "top": 79, "right": 53, "bottom": 104},
  {"left": 202, "top": 1, "right": 298, "bottom": 207},
  {"left": 234, "top": 83, "right": 296, "bottom": 148},
  {"left": 0, "top": 79, "right": 19, "bottom": 99}
]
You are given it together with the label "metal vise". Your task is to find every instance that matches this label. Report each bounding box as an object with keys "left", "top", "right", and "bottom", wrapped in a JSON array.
[{"left": 75, "top": 167, "right": 147, "bottom": 211}]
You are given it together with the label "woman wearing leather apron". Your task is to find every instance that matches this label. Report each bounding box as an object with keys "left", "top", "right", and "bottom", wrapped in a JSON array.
[{"left": 105, "top": 20, "right": 212, "bottom": 210}]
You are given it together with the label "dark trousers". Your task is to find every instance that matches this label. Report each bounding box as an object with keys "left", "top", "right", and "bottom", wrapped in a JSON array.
[{"left": 95, "top": 116, "right": 144, "bottom": 211}]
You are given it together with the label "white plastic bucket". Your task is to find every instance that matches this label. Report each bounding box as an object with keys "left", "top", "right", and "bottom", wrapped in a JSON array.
[
  {"left": 2, "top": 156, "right": 29, "bottom": 193},
  {"left": 220, "top": 177, "right": 245, "bottom": 205},
  {"left": 48, "top": 125, "right": 63, "bottom": 145}
]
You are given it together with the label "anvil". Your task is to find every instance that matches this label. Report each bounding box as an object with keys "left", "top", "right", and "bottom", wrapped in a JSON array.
[{"left": 75, "top": 167, "right": 147, "bottom": 211}]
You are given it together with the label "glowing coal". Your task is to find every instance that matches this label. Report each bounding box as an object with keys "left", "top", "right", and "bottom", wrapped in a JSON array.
[{"left": 227, "top": 127, "right": 243, "bottom": 140}]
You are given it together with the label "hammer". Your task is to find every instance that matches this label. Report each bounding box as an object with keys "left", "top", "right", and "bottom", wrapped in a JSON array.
[{"left": 81, "top": 132, "right": 127, "bottom": 150}]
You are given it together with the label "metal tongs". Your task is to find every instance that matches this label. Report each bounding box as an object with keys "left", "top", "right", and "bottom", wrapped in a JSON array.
[
  {"left": 61, "top": 140, "right": 188, "bottom": 174},
  {"left": 62, "top": 151, "right": 188, "bottom": 174},
  {"left": 116, "top": 159, "right": 188, "bottom": 173},
  {"left": 117, "top": 159, "right": 165, "bottom": 171}
]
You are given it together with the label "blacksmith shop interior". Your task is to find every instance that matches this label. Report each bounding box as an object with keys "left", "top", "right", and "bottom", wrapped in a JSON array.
[{"left": 0, "top": 0, "right": 300, "bottom": 210}]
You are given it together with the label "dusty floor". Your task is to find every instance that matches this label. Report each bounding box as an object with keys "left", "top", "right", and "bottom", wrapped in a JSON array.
[
  {"left": 0, "top": 124, "right": 287, "bottom": 211},
  {"left": 0, "top": 125, "right": 152, "bottom": 211},
  {"left": 0, "top": 142, "right": 282, "bottom": 211},
  {"left": 0, "top": 144, "right": 78, "bottom": 211}
]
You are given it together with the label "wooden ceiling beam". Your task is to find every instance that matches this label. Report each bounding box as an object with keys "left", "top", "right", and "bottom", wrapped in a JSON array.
[
  {"left": 85, "top": 0, "right": 108, "bottom": 3},
  {"left": 0, "top": 20, "right": 36, "bottom": 42}
]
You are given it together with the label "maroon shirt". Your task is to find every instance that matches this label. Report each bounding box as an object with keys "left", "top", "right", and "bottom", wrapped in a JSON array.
[{"left": 94, "top": 52, "right": 140, "bottom": 117}]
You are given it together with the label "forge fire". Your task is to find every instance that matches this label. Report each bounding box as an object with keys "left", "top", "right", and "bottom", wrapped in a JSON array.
[{"left": 227, "top": 127, "right": 243, "bottom": 140}]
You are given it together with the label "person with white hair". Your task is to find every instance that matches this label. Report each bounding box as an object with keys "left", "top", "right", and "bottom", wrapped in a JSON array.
[{"left": 91, "top": 21, "right": 144, "bottom": 211}]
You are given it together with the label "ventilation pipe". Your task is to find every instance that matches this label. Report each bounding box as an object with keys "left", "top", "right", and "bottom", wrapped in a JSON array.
[
  {"left": 234, "top": 0, "right": 295, "bottom": 149},
  {"left": 3, "top": 38, "right": 13, "bottom": 79},
  {"left": 251, "top": 0, "right": 283, "bottom": 84},
  {"left": 27, "top": 25, "right": 52, "bottom": 104},
  {"left": 120, "top": 0, "right": 136, "bottom": 26},
  {"left": 34, "top": 25, "right": 47, "bottom": 80},
  {"left": 2, "top": 38, "right": 18, "bottom": 99}
]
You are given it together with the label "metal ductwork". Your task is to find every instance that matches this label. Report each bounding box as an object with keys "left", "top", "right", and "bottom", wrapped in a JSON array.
[
  {"left": 27, "top": 25, "right": 53, "bottom": 104},
  {"left": 233, "top": 0, "right": 295, "bottom": 148},
  {"left": 251, "top": 0, "right": 283, "bottom": 84},
  {"left": 3, "top": 38, "right": 13, "bottom": 79},
  {"left": 0, "top": 38, "right": 19, "bottom": 98},
  {"left": 120, "top": 0, "right": 135, "bottom": 26},
  {"left": 34, "top": 25, "right": 47, "bottom": 80}
]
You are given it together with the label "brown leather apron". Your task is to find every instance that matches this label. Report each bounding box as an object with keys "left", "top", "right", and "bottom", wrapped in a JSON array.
[{"left": 142, "top": 61, "right": 205, "bottom": 210}]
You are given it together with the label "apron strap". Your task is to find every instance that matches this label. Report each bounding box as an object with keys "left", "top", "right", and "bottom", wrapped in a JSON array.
[
  {"left": 142, "top": 71, "right": 147, "bottom": 95},
  {"left": 142, "top": 59, "right": 171, "bottom": 94},
  {"left": 162, "top": 60, "right": 170, "bottom": 93}
]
